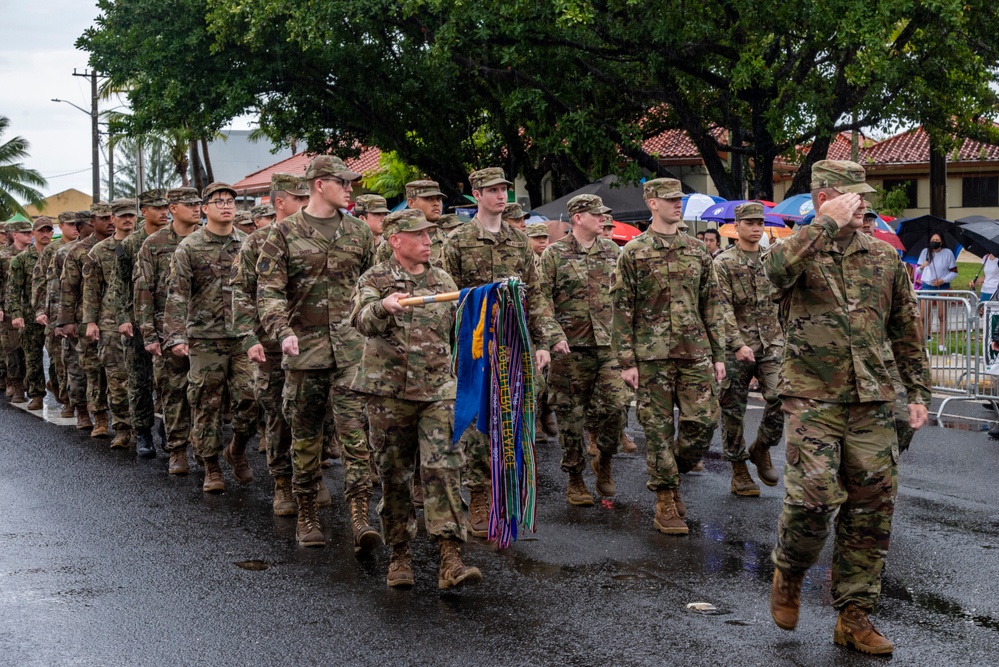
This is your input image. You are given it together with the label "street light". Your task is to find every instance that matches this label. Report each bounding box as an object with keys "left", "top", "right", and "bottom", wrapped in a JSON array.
[{"left": 52, "top": 69, "right": 100, "bottom": 203}]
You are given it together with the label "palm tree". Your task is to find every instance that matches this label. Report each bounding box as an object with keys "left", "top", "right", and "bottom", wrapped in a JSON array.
[
  {"left": 361, "top": 151, "right": 423, "bottom": 199},
  {"left": 0, "top": 116, "right": 46, "bottom": 219}
]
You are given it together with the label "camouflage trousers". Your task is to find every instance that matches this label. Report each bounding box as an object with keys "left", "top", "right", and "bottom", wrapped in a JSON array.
[
  {"left": 123, "top": 332, "right": 155, "bottom": 432},
  {"left": 636, "top": 358, "right": 718, "bottom": 490},
  {"left": 887, "top": 357, "right": 915, "bottom": 452},
  {"left": 153, "top": 349, "right": 191, "bottom": 453},
  {"left": 535, "top": 367, "right": 550, "bottom": 427},
  {"left": 0, "top": 320, "right": 6, "bottom": 384},
  {"left": 98, "top": 331, "right": 131, "bottom": 429},
  {"left": 284, "top": 367, "right": 371, "bottom": 498},
  {"left": 45, "top": 328, "right": 64, "bottom": 400},
  {"left": 772, "top": 398, "right": 897, "bottom": 611},
  {"left": 76, "top": 335, "right": 107, "bottom": 413},
  {"left": 367, "top": 396, "right": 465, "bottom": 545},
  {"left": 720, "top": 350, "right": 784, "bottom": 461},
  {"left": 255, "top": 344, "right": 291, "bottom": 478},
  {"left": 20, "top": 323, "right": 46, "bottom": 398},
  {"left": 549, "top": 346, "right": 628, "bottom": 473},
  {"left": 186, "top": 337, "right": 256, "bottom": 459},
  {"left": 1, "top": 322, "right": 23, "bottom": 384},
  {"left": 62, "top": 337, "right": 87, "bottom": 408}
]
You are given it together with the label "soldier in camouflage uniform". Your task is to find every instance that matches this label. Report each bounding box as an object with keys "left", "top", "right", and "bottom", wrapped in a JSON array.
[
  {"left": 135, "top": 187, "right": 201, "bottom": 474},
  {"left": 269, "top": 172, "right": 310, "bottom": 220},
  {"left": 612, "top": 178, "right": 726, "bottom": 536},
  {"left": 256, "top": 156, "right": 379, "bottom": 551},
  {"left": 714, "top": 202, "right": 785, "bottom": 497},
  {"left": 0, "top": 219, "right": 27, "bottom": 402},
  {"left": 250, "top": 203, "right": 276, "bottom": 229},
  {"left": 354, "top": 194, "right": 390, "bottom": 246},
  {"left": 443, "top": 167, "right": 561, "bottom": 538},
  {"left": 233, "top": 210, "right": 256, "bottom": 235},
  {"left": 51, "top": 212, "right": 91, "bottom": 427},
  {"left": 502, "top": 202, "right": 527, "bottom": 232},
  {"left": 36, "top": 211, "right": 78, "bottom": 416},
  {"left": 539, "top": 195, "right": 628, "bottom": 506},
  {"left": 163, "top": 182, "right": 256, "bottom": 492},
  {"left": 438, "top": 213, "right": 463, "bottom": 233},
  {"left": 374, "top": 180, "right": 448, "bottom": 268},
  {"left": 527, "top": 221, "right": 558, "bottom": 440},
  {"left": 351, "top": 209, "right": 482, "bottom": 590},
  {"left": 764, "top": 161, "right": 930, "bottom": 655},
  {"left": 7, "top": 218, "right": 52, "bottom": 408},
  {"left": 83, "top": 199, "right": 136, "bottom": 449}
]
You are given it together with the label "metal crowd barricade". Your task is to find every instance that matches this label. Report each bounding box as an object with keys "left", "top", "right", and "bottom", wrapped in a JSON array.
[
  {"left": 971, "top": 299, "right": 999, "bottom": 413},
  {"left": 915, "top": 291, "right": 978, "bottom": 419}
]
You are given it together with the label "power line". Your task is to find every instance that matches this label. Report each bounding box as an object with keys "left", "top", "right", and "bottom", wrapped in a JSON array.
[{"left": 44, "top": 167, "right": 94, "bottom": 179}]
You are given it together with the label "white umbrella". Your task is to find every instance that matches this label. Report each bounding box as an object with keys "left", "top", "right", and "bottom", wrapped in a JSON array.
[{"left": 683, "top": 193, "right": 721, "bottom": 221}]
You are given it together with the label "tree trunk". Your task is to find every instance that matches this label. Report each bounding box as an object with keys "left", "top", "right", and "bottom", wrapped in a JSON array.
[
  {"left": 929, "top": 136, "right": 948, "bottom": 218},
  {"left": 785, "top": 134, "right": 833, "bottom": 197},
  {"left": 190, "top": 141, "right": 204, "bottom": 193},
  {"left": 201, "top": 137, "right": 215, "bottom": 183}
]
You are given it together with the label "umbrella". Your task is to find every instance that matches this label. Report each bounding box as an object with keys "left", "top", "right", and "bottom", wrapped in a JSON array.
[
  {"left": 955, "top": 216, "right": 999, "bottom": 258},
  {"left": 873, "top": 229, "right": 904, "bottom": 251},
  {"left": 701, "top": 200, "right": 788, "bottom": 226},
  {"left": 682, "top": 193, "right": 725, "bottom": 221},
  {"left": 610, "top": 220, "right": 642, "bottom": 246},
  {"left": 770, "top": 193, "right": 814, "bottom": 222},
  {"left": 894, "top": 214, "right": 961, "bottom": 264}
]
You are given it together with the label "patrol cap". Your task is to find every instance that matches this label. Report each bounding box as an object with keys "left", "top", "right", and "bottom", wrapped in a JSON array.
[
  {"left": 251, "top": 204, "right": 276, "bottom": 220},
  {"left": 567, "top": 194, "right": 612, "bottom": 216},
  {"left": 138, "top": 189, "right": 168, "bottom": 207},
  {"left": 32, "top": 216, "right": 54, "bottom": 231},
  {"left": 75, "top": 210, "right": 93, "bottom": 224},
  {"left": 167, "top": 187, "right": 202, "bottom": 205},
  {"left": 6, "top": 219, "right": 31, "bottom": 233},
  {"left": 354, "top": 194, "right": 390, "bottom": 215},
  {"left": 90, "top": 201, "right": 112, "bottom": 216},
  {"left": 469, "top": 167, "right": 513, "bottom": 190},
  {"left": 270, "top": 172, "right": 309, "bottom": 196},
  {"left": 734, "top": 202, "right": 766, "bottom": 221},
  {"left": 525, "top": 222, "right": 549, "bottom": 238},
  {"left": 382, "top": 209, "right": 436, "bottom": 238},
  {"left": 304, "top": 155, "right": 361, "bottom": 181},
  {"left": 202, "top": 182, "right": 237, "bottom": 201},
  {"left": 602, "top": 214, "right": 616, "bottom": 227},
  {"left": 58, "top": 211, "right": 76, "bottom": 224},
  {"left": 502, "top": 202, "right": 527, "bottom": 220},
  {"left": 405, "top": 179, "right": 445, "bottom": 199},
  {"left": 810, "top": 160, "right": 876, "bottom": 194},
  {"left": 643, "top": 178, "right": 683, "bottom": 200},
  {"left": 233, "top": 210, "right": 253, "bottom": 225},
  {"left": 110, "top": 198, "right": 138, "bottom": 216},
  {"left": 438, "top": 213, "right": 463, "bottom": 230}
]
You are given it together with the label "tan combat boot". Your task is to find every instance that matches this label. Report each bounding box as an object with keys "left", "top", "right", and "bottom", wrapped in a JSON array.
[
  {"left": 438, "top": 538, "right": 482, "bottom": 590},
  {"left": 273, "top": 476, "right": 296, "bottom": 516},
  {"left": 566, "top": 471, "right": 595, "bottom": 506},
  {"left": 387, "top": 543, "right": 415, "bottom": 589},
  {"left": 257, "top": 431, "right": 267, "bottom": 454},
  {"left": 110, "top": 425, "right": 132, "bottom": 449},
  {"left": 770, "top": 568, "right": 803, "bottom": 630},
  {"left": 75, "top": 406, "right": 93, "bottom": 430},
  {"left": 591, "top": 452, "right": 616, "bottom": 497},
  {"left": 833, "top": 603, "right": 894, "bottom": 655},
  {"left": 4, "top": 381, "right": 14, "bottom": 397},
  {"left": 60, "top": 402, "right": 75, "bottom": 418},
  {"left": 295, "top": 493, "right": 325, "bottom": 547},
  {"left": 202, "top": 456, "right": 225, "bottom": 493},
  {"left": 350, "top": 495, "right": 383, "bottom": 555},
  {"left": 10, "top": 383, "right": 26, "bottom": 404},
  {"left": 468, "top": 486, "right": 490, "bottom": 538},
  {"left": 730, "top": 460, "right": 761, "bottom": 497},
  {"left": 316, "top": 479, "right": 332, "bottom": 507},
  {"left": 223, "top": 433, "right": 254, "bottom": 485},
  {"left": 586, "top": 431, "right": 598, "bottom": 457},
  {"left": 90, "top": 412, "right": 110, "bottom": 438},
  {"left": 653, "top": 489, "right": 688, "bottom": 535},
  {"left": 620, "top": 431, "right": 638, "bottom": 453},
  {"left": 749, "top": 440, "right": 779, "bottom": 487},
  {"left": 26, "top": 395, "right": 44, "bottom": 411},
  {"left": 168, "top": 448, "right": 189, "bottom": 475}
]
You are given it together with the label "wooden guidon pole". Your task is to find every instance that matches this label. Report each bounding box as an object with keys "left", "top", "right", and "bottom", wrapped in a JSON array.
[{"left": 397, "top": 291, "right": 461, "bottom": 307}]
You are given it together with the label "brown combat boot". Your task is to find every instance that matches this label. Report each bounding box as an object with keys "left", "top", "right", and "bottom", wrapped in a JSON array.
[
  {"left": 749, "top": 440, "right": 779, "bottom": 487},
  {"left": 468, "top": 487, "right": 490, "bottom": 538},
  {"left": 586, "top": 431, "right": 598, "bottom": 457},
  {"left": 90, "top": 412, "right": 110, "bottom": 438},
  {"left": 731, "top": 460, "right": 761, "bottom": 497},
  {"left": 273, "top": 476, "right": 296, "bottom": 516},
  {"left": 168, "top": 449, "right": 189, "bottom": 475},
  {"left": 834, "top": 603, "right": 894, "bottom": 655},
  {"left": 295, "top": 493, "right": 325, "bottom": 547},
  {"left": 75, "top": 406, "right": 93, "bottom": 430},
  {"left": 316, "top": 479, "right": 332, "bottom": 507},
  {"left": 620, "top": 431, "right": 638, "bottom": 453},
  {"left": 591, "top": 452, "right": 616, "bottom": 497},
  {"left": 10, "top": 383, "right": 26, "bottom": 404},
  {"left": 26, "top": 396, "right": 44, "bottom": 411},
  {"left": 653, "top": 489, "right": 688, "bottom": 535},
  {"left": 60, "top": 402, "right": 75, "bottom": 418},
  {"left": 202, "top": 456, "right": 225, "bottom": 493},
  {"left": 387, "top": 543, "right": 415, "bottom": 589},
  {"left": 566, "top": 471, "right": 595, "bottom": 506},
  {"left": 223, "top": 433, "right": 254, "bottom": 485},
  {"left": 257, "top": 431, "right": 267, "bottom": 454},
  {"left": 110, "top": 425, "right": 132, "bottom": 449},
  {"left": 673, "top": 484, "right": 687, "bottom": 518},
  {"left": 4, "top": 381, "right": 13, "bottom": 397},
  {"left": 770, "top": 568, "right": 803, "bottom": 630},
  {"left": 350, "top": 495, "right": 383, "bottom": 555},
  {"left": 438, "top": 538, "right": 482, "bottom": 590}
]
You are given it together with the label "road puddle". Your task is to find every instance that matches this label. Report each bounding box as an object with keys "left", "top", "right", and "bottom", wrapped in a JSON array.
[{"left": 234, "top": 560, "right": 270, "bottom": 571}]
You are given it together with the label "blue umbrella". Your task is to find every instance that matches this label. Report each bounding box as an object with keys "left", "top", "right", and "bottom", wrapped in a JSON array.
[
  {"left": 770, "top": 194, "right": 814, "bottom": 221},
  {"left": 701, "top": 200, "right": 787, "bottom": 226}
]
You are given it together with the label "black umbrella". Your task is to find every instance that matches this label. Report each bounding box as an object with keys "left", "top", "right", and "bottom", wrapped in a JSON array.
[
  {"left": 894, "top": 214, "right": 959, "bottom": 263},
  {"left": 955, "top": 216, "right": 999, "bottom": 258}
]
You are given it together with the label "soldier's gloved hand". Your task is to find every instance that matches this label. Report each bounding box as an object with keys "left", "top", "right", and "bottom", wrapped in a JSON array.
[
  {"left": 282, "top": 335, "right": 299, "bottom": 357},
  {"left": 735, "top": 345, "right": 755, "bottom": 363},
  {"left": 118, "top": 322, "right": 133, "bottom": 337},
  {"left": 908, "top": 403, "right": 928, "bottom": 430},
  {"left": 552, "top": 340, "right": 570, "bottom": 355},
  {"left": 247, "top": 343, "right": 266, "bottom": 364},
  {"left": 713, "top": 361, "right": 727, "bottom": 383},
  {"left": 171, "top": 343, "right": 189, "bottom": 358},
  {"left": 621, "top": 367, "right": 639, "bottom": 389},
  {"left": 145, "top": 341, "right": 162, "bottom": 356},
  {"left": 86, "top": 322, "right": 100, "bottom": 341},
  {"left": 11, "top": 317, "right": 24, "bottom": 330},
  {"left": 819, "top": 192, "right": 862, "bottom": 228},
  {"left": 63, "top": 323, "right": 77, "bottom": 339},
  {"left": 381, "top": 292, "right": 411, "bottom": 315},
  {"left": 534, "top": 349, "right": 551, "bottom": 371}
]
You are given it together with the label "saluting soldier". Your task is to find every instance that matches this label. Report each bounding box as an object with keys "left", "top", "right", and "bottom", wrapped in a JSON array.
[{"left": 7, "top": 217, "right": 54, "bottom": 409}]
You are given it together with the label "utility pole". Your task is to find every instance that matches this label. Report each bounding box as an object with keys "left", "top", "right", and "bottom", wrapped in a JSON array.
[
  {"left": 108, "top": 129, "right": 114, "bottom": 200},
  {"left": 136, "top": 140, "right": 145, "bottom": 195},
  {"left": 70, "top": 69, "right": 101, "bottom": 203}
]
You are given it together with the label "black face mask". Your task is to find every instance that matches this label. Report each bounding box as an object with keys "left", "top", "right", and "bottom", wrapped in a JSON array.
[{"left": 930, "top": 241, "right": 942, "bottom": 250}]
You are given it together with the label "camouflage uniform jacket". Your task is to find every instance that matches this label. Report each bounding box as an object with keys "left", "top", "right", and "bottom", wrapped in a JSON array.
[
  {"left": 611, "top": 231, "right": 724, "bottom": 369},
  {"left": 57, "top": 234, "right": 100, "bottom": 327},
  {"left": 46, "top": 240, "right": 77, "bottom": 325},
  {"left": 538, "top": 233, "right": 619, "bottom": 348},
  {"left": 230, "top": 227, "right": 273, "bottom": 351},
  {"left": 82, "top": 237, "right": 123, "bottom": 332},
  {"left": 374, "top": 225, "right": 448, "bottom": 269},
  {"left": 442, "top": 217, "right": 558, "bottom": 350},
  {"left": 163, "top": 227, "right": 246, "bottom": 347},
  {"left": 350, "top": 258, "right": 458, "bottom": 401},
  {"left": 763, "top": 216, "right": 931, "bottom": 404},
  {"left": 109, "top": 227, "right": 150, "bottom": 326},
  {"left": 714, "top": 245, "right": 784, "bottom": 355},
  {"left": 0, "top": 245, "right": 15, "bottom": 315},
  {"left": 6, "top": 245, "right": 39, "bottom": 322},
  {"left": 32, "top": 238, "right": 64, "bottom": 322},
  {"left": 256, "top": 210, "right": 374, "bottom": 370},
  {"left": 134, "top": 225, "right": 186, "bottom": 347}
]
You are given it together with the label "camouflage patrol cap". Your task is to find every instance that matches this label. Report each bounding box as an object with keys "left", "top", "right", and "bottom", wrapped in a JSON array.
[
  {"left": 405, "top": 179, "right": 445, "bottom": 200},
  {"left": 233, "top": 210, "right": 252, "bottom": 225},
  {"left": 354, "top": 194, "right": 390, "bottom": 215},
  {"left": 58, "top": 211, "right": 76, "bottom": 224},
  {"left": 167, "top": 187, "right": 202, "bottom": 205},
  {"left": 90, "top": 201, "right": 112, "bottom": 216},
  {"left": 202, "top": 182, "right": 237, "bottom": 201},
  {"left": 502, "top": 202, "right": 527, "bottom": 220},
  {"left": 469, "top": 167, "right": 513, "bottom": 190},
  {"left": 6, "top": 219, "right": 31, "bottom": 233},
  {"left": 567, "top": 194, "right": 612, "bottom": 216},
  {"left": 32, "top": 216, "right": 54, "bottom": 231},
  {"left": 270, "top": 172, "right": 309, "bottom": 196},
  {"left": 643, "top": 178, "right": 683, "bottom": 200},
  {"left": 525, "top": 222, "right": 549, "bottom": 238},
  {"left": 602, "top": 214, "right": 616, "bottom": 227},
  {"left": 138, "top": 189, "right": 168, "bottom": 207},
  {"left": 734, "top": 202, "right": 766, "bottom": 221},
  {"left": 251, "top": 204, "right": 276, "bottom": 220},
  {"left": 304, "top": 155, "right": 361, "bottom": 181},
  {"left": 110, "top": 198, "right": 138, "bottom": 216},
  {"left": 382, "top": 209, "right": 436, "bottom": 238},
  {"left": 76, "top": 210, "right": 93, "bottom": 224},
  {"left": 438, "top": 213, "right": 463, "bottom": 230},
  {"left": 810, "top": 160, "right": 876, "bottom": 194}
]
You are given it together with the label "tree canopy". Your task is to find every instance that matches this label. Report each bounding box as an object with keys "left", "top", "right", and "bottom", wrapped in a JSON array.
[{"left": 0, "top": 116, "right": 47, "bottom": 220}]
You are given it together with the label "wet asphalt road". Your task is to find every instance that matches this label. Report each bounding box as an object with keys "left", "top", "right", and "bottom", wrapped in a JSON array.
[{"left": 1, "top": 395, "right": 997, "bottom": 667}]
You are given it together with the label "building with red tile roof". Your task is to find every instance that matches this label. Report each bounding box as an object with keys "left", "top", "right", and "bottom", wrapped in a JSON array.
[{"left": 232, "top": 146, "right": 382, "bottom": 196}]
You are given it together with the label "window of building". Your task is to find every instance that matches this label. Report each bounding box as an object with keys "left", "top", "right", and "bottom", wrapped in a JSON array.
[
  {"left": 881, "top": 178, "right": 918, "bottom": 209},
  {"left": 962, "top": 176, "right": 999, "bottom": 208}
]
